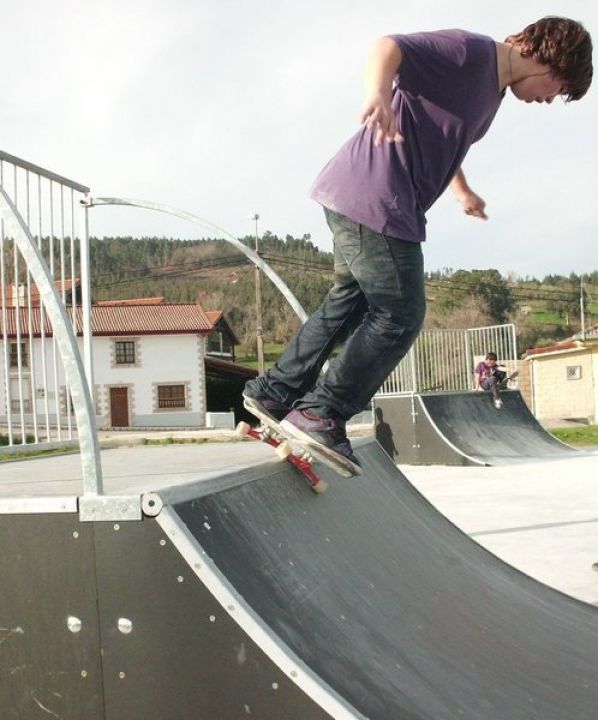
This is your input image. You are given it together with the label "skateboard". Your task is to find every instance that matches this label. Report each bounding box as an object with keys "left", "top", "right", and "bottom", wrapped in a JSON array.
[
  {"left": 236, "top": 420, "right": 328, "bottom": 494},
  {"left": 242, "top": 395, "right": 361, "bottom": 481},
  {"left": 497, "top": 369, "right": 519, "bottom": 390}
]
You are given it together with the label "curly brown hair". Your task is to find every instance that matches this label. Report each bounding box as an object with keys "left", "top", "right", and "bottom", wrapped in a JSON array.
[{"left": 505, "top": 16, "right": 593, "bottom": 101}]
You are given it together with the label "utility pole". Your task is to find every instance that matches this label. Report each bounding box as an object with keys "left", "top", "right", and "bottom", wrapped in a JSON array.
[
  {"left": 580, "top": 274, "right": 586, "bottom": 341},
  {"left": 248, "top": 213, "right": 265, "bottom": 375}
]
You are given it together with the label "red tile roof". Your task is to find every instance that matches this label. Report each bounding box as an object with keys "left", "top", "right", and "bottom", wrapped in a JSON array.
[
  {"left": 525, "top": 323, "right": 598, "bottom": 357},
  {"left": 525, "top": 340, "right": 581, "bottom": 357},
  {"left": 0, "top": 302, "right": 218, "bottom": 336},
  {"left": 95, "top": 297, "right": 165, "bottom": 306},
  {"left": 205, "top": 310, "right": 223, "bottom": 324}
]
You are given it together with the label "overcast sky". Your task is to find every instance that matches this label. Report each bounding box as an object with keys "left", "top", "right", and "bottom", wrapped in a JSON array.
[{"left": 2, "top": 0, "right": 597, "bottom": 278}]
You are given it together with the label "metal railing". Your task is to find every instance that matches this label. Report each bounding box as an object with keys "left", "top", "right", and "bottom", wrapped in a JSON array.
[
  {"left": 377, "top": 323, "right": 518, "bottom": 396},
  {"left": 0, "top": 150, "right": 101, "bottom": 493}
]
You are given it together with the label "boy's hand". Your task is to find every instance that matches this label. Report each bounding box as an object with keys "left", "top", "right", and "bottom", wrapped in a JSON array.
[
  {"left": 360, "top": 94, "right": 404, "bottom": 146},
  {"left": 458, "top": 190, "right": 488, "bottom": 220}
]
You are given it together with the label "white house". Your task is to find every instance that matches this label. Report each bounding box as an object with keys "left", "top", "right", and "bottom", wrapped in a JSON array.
[{"left": 1, "top": 296, "right": 253, "bottom": 431}]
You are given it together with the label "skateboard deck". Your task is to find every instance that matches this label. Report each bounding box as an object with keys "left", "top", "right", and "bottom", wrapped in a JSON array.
[
  {"left": 242, "top": 396, "right": 361, "bottom": 480},
  {"left": 236, "top": 420, "right": 327, "bottom": 493},
  {"left": 498, "top": 370, "right": 519, "bottom": 389}
]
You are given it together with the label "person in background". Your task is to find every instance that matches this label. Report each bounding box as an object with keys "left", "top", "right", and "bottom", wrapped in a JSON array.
[{"left": 474, "top": 352, "right": 507, "bottom": 409}]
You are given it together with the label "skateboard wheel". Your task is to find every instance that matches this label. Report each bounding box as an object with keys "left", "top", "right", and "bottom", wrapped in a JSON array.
[
  {"left": 276, "top": 441, "right": 293, "bottom": 460},
  {"left": 236, "top": 421, "right": 251, "bottom": 437},
  {"left": 312, "top": 479, "right": 328, "bottom": 494},
  {"left": 297, "top": 448, "right": 313, "bottom": 463}
]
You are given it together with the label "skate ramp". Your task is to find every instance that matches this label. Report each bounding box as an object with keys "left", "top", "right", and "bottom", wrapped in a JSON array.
[
  {"left": 374, "top": 390, "right": 579, "bottom": 465},
  {"left": 165, "top": 438, "right": 598, "bottom": 720}
]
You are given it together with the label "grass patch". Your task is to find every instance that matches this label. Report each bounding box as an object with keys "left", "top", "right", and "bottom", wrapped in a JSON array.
[
  {"left": 550, "top": 425, "right": 598, "bottom": 446},
  {"left": 0, "top": 446, "right": 79, "bottom": 462},
  {"left": 140, "top": 437, "right": 207, "bottom": 446},
  {"left": 237, "top": 342, "right": 287, "bottom": 370}
]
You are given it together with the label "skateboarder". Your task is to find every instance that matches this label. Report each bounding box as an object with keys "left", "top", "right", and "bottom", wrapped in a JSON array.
[
  {"left": 474, "top": 352, "right": 508, "bottom": 409},
  {"left": 244, "top": 16, "right": 593, "bottom": 465}
]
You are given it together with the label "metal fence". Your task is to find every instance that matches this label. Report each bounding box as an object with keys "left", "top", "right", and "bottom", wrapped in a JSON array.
[
  {"left": 377, "top": 323, "right": 518, "bottom": 396},
  {"left": 0, "top": 150, "right": 101, "bottom": 493}
]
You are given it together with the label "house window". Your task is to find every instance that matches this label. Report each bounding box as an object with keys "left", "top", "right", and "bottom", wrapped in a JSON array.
[
  {"left": 207, "top": 330, "right": 233, "bottom": 356},
  {"left": 9, "top": 342, "right": 29, "bottom": 368},
  {"left": 157, "top": 384, "right": 187, "bottom": 409},
  {"left": 10, "top": 399, "right": 32, "bottom": 412},
  {"left": 9, "top": 378, "right": 32, "bottom": 412},
  {"left": 566, "top": 365, "right": 582, "bottom": 381},
  {"left": 115, "top": 340, "right": 136, "bottom": 365},
  {"left": 207, "top": 331, "right": 223, "bottom": 354}
]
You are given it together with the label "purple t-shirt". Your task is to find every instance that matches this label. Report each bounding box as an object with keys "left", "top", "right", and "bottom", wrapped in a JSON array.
[
  {"left": 475, "top": 361, "right": 499, "bottom": 380},
  {"left": 310, "top": 30, "right": 503, "bottom": 242}
]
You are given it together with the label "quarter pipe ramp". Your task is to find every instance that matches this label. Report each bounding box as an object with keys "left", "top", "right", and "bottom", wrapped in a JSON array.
[
  {"left": 374, "top": 390, "right": 579, "bottom": 465},
  {"left": 1, "top": 438, "right": 596, "bottom": 719}
]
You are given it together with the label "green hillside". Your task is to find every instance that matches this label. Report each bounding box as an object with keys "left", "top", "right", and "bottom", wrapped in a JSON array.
[{"left": 87, "top": 235, "right": 597, "bottom": 358}]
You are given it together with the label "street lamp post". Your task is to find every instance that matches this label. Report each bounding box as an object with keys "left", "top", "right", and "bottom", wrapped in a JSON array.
[
  {"left": 249, "top": 213, "right": 265, "bottom": 375},
  {"left": 580, "top": 274, "right": 586, "bottom": 341}
]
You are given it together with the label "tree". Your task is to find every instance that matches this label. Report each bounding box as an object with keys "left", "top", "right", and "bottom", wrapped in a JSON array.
[{"left": 436, "top": 270, "right": 514, "bottom": 323}]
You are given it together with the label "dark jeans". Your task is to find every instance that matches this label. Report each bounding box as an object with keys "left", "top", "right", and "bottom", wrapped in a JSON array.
[
  {"left": 245, "top": 208, "right": 426, "bottom": 421},
  {"left": 480, "top": 372, "right": 506, "bottom": 400}
]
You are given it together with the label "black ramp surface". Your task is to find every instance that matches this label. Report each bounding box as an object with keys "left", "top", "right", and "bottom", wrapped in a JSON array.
[
  {"left": 419, "top": 390, "right": 578, "bottom": 465},
  {"left": 174, "top": 439, "right": 598, "bottom": 720}
]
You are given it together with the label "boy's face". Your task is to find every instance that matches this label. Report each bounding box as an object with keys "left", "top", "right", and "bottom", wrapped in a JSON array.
[
  {"left": 485, "top": 358, "right": 497, "bottom": 367},
  {"left": 511, "top": 70, "right": 566, "bottom": 104}
]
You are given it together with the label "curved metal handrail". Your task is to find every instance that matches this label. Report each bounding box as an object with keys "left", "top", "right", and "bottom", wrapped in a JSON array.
[
  {"left": 84, "top": 197, "right": 308, "bottom": 323},
  {"left": 0, "top": 188, "right": 102, "bottom": 494}
]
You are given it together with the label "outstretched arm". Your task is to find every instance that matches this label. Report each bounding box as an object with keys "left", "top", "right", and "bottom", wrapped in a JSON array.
[
  {"left": 360, "top": 36, "right": 404, "bottom": 146},
  {"left": 450, "top": 168, "right": 488, "bottom": 220}
]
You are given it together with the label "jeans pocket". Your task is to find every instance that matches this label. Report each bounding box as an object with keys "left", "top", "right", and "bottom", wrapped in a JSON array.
[
  {"left": 325, "top": 208, "right": 363, "bottom": 266},
  {"left": 341, "top": 235, "right": 363, "bottom": 266}
]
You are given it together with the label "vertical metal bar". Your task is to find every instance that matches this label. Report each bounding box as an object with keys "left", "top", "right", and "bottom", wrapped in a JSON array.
[
  {"left": 59, "top": 185, "right": 73, "bottom": 439},
  {"left": 408, "top": 346, "right": 417, "bottom": 393},
  {"left": 70, "top": 189, "right": 77, "bottom": 332},
  {"left": 0, "top": 171, "right": 14, "bottom": 444},
  {"left": 38, "top": 176, "right": 51, "bottom": 440},
  {"left": 49, "top": 181, "right": 62, "bottom": 440},
  {"left": 80, "top": 198, "right": 94, "bottom": 392},
  {"left": 465, "top": 329, "right": 472, "bottom": 390},
  {"left": 12, "top": 177, "right": 26, "bottom": 442},
  {"left": 435, "top": 333, "right": 440, "bottom": 390},
  {"left": 25, "top": 171, "right": 39, "bottom": 442},
  {"left": 449, "top": 330, "right": 460, "bottom": 390},
  {"left": 496, "top": 326, "right": 501, "bottom": 362},
  {"left": 460, "top": 330, "right": 465, "bottom": 389},
  {"left": 12, "top": 165, "right": 26, "bottom": 442},
  {"left": 70, "top": 189, "right": 78, "bottom": 432}
]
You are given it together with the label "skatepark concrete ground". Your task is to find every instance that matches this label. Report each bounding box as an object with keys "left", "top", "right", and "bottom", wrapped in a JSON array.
[
  {"left": 1, "top": 436, "right": 597, "bottom": 606},
  {"left": 403, "top": 454, "right": 598, "bottom": 606}
]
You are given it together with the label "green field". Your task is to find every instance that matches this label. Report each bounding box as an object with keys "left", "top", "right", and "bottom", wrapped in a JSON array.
[
  {"left": 550, "top": 426, "right": 598, "bottom": 446},
  {"left": 237, "top": 343, "right": 286, "bottom": 370}
]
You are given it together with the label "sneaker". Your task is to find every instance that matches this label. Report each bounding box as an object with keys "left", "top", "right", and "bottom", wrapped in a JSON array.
[
  {"left": 494, "top": 398, "right": 503, "bottom": 410},
  {"left": 243, "top": 392, "right": 291, "bottom": 423},
  {"left": 280, "top": 409, "right": 360, "bottom": 465}
]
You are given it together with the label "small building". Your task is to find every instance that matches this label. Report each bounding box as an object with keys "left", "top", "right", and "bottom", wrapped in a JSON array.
[{"left": 524, "top": 325, "right": 598, "bottom": 424}]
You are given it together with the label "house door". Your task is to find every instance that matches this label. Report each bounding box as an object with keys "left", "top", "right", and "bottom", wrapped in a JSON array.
[{"left": 110, "top": 387, "right": 129, "bottom": 427}]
